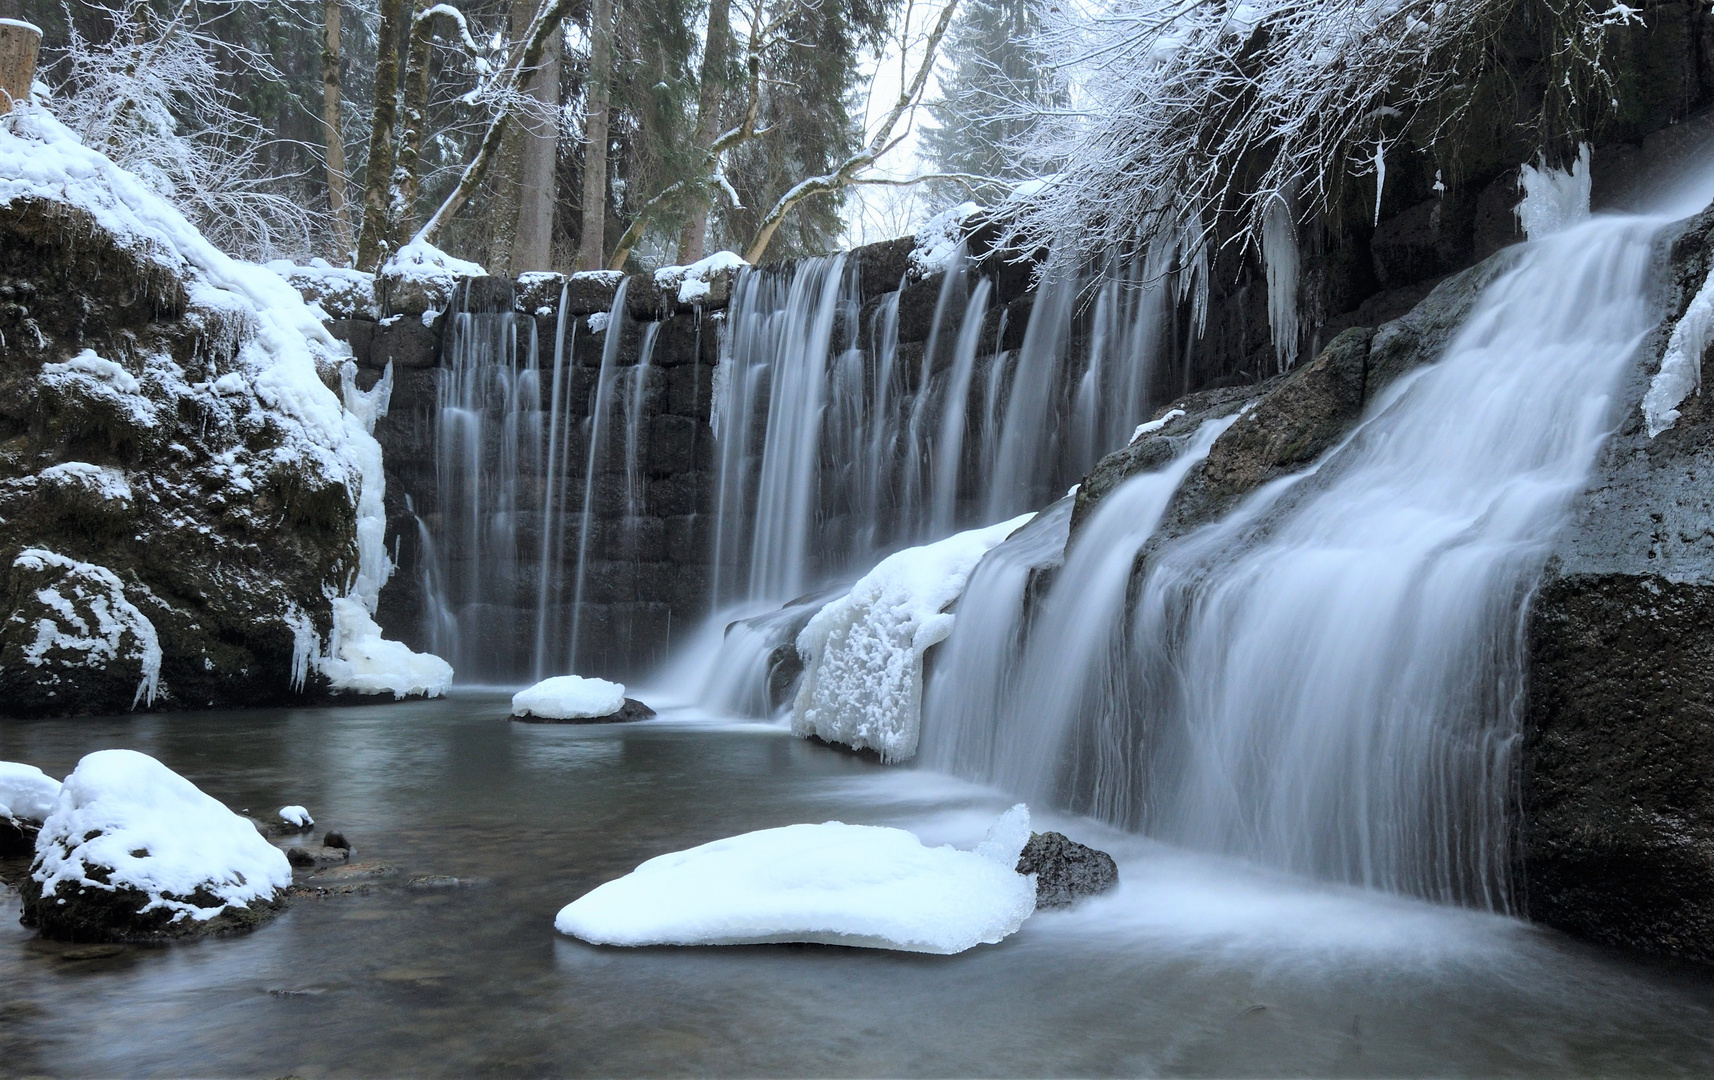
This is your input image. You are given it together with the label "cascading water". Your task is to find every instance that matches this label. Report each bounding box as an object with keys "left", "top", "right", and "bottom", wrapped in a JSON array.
[
  {"left": 931, "top": 210, "right": 1664, "bottom": 910},
  {"left": 674, "top": 249, "right": 1173, "bottom": 712}
]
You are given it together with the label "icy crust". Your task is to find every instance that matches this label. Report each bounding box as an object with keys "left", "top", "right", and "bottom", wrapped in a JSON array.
[
  {"left": 265, "top": 258, "right": 378, "bottom": 320},
  {"left": 555, "top": 806, "right": 1037, "bottom": 954},
  {"left": 0, "top": 762, "right": 61, "bottom": 824},
  {"left": 512, "top": 675, "right": 626, "bottom": 720},
  {"left": 31, "top": 749, "right": 291, "bottom": 924},
  {"left": 793, "top": 514, "right": 1035, "bottom": 762},
  {"left": 10, "top": 548, "right": 161, "bottom": 707},
  {"left": 654, "top": 250, "right": 749, "bottom": 306},
  {"left": 318, "top": 597, "right": 452, "bottom": 699}
]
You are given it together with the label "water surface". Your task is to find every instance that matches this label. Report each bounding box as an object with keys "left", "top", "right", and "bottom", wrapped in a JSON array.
[{"left": 2, "top": 696, "right": 1711, "bottom": 1077}]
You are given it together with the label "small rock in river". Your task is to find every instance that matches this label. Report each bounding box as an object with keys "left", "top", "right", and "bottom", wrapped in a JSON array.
[
  {"left": 322, "top": 831, "right": 351, "bottom": 851},
  {"left": 286, "top": 846, "right": 350, "bottom": 868},
  {"left": 1015, "top": 831, "right": 1119, "bottom": 909}
]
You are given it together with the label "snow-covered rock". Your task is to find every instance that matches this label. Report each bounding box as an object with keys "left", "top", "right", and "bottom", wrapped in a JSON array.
[
  {"left": 653, "top": 250, "right": 749, "bottom": 307},
  {"left": 378, "top": 237, "right": 485, "bottom": 316},
  {"left": 0, "top": 761, "right": 61, "bottom": 856},
  {"left": 20, "top": 749, "right": 292, "bottom": 940},
  {"left": 277, "top": 804, "right": 313, "bottom": 829},
  {"left": 793, "top": 514, "right": 1035, "bottom": 762},
  {"left": 0, "top": 105, "right": 448, "bottom": 713},
  {"left": 555, "top": 805, "right": 1038, "bottom": 954},
  {"left": 266, "top": 258, "right": 378, "bottom": 320},
  {"left": 511, "top": 674, "right": 654, "bottom": 722}
]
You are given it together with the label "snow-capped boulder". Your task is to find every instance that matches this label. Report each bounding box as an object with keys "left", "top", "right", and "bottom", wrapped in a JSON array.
[
  {"left": 19, "top": 749, "right": 292, "bottom": 941},
  {"left": 556, "top": 805, "right": 1038, "bottom": 954},
  {"left": 792, "top": 514, "right": 1034, "bottom": 762},
  {"left": 510, "top": 675, "right": 654, "bottom": 723},
  {"left": 0, "top": 105, "right": 448, "bottom": 713},
  {"left": 0, "top": 761, "right": 60, "bottom": 857}
]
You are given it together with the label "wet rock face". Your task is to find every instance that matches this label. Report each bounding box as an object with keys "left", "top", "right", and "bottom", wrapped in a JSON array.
[
  {"left": 17, "top": 872, "right": 284, "bottom": 943},
  {"left": 0, "top": 816, "right": 35, "bottom": 858},
  {"left": 0, "top": 196, "right": 361, "bottom": 715},
  {"left": 1521, "top": 207, "right": 1714, "bottom": 960},
  {"left": 1015, "top": 831, "right": 1119, "bottom": 909}
]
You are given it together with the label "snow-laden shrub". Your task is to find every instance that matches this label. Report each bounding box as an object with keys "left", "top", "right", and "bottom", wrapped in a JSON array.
[{"left": 1004, "top": 0, "right": 1641, "bottom": 297}]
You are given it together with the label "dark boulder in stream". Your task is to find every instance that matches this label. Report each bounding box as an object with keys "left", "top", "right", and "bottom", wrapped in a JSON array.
[{"left": 1017, "top": 832, "right": 1119, "bottom": 909}]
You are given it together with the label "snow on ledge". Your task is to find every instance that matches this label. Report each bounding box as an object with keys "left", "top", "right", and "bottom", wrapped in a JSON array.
[
  {"left": 792, "top": 513, "right": 1035, "bottom": 762},
  {"left": 911, "top": 201, "right": 981, "bottom": 278},
  {"left": 512, "top": 675, "right": 626, "bottom": 720},
  {"left": 32, "top": 749, "right": 292, "bottom": 923},
  {"left": 555, "top": 805, "right": 1037, "bottom": 953}
]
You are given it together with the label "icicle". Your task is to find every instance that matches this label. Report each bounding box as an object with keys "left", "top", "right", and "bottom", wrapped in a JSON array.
[
  {"left": 1517, "top": 144, "right": 1592, "bottom": 240},
  {"left": 1262, "top": 192, "right": 1300, "bottom": 372},
  {"left": 1373, "top": 136, "right": 1387, "bottom": 227}
]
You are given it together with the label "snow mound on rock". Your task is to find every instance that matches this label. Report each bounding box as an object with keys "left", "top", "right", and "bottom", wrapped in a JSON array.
[
  {"left": 32, "top": 749, "right": 291, "bottom": 923},
  {"left": 278, "top": 804, "right": 312, "bottom": 828},
  {"left": 793, "top": 513, "right": 1034, "bottom": 762},
  {"left": 265, "top": 258, "right": 378, "bottom": 320},
  {"left": 512, "top": 675, "right": 626, "bottom": 720},
  {"left": 320, "top": 597, "right": 453, "bottom": 699},
  {"left": 911, "top": 201, "right": 981, "bottom": 277},
  {"left": 555, "top": 806, "right": 1037, "bottom": 954},
  {"left": 0, "top": 762, "right": 61, "bottom": 824},
  {"left": 654, "top": 250, "right": 749, "bottom": 305}
]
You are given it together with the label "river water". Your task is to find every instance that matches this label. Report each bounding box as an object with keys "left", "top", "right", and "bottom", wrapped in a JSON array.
[{"left": 2, "top": 696, "right": 1712, "bottom": 1077}]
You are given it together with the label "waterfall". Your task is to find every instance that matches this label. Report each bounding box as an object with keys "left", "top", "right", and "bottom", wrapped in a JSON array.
[
  {"left": 708, "top": 253, "right": 1168, "bottom": 613},
  {"left": 568, "top": 279, "right": 632, "bottom": 668},
  {"left": 935, "top": 214, "right": 1661, "bottom": 909}
]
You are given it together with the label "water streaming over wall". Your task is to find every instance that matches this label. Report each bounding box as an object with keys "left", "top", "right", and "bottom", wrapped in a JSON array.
[
  {"left": 925, "top": 213, "right": 1666, "bottom": 909},
  {"left": 424, "top": 280, "right": 671, "bottom": 683}
]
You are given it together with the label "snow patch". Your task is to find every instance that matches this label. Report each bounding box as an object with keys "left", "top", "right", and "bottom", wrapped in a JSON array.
[
  {"left": 278, "top": 805, "right": 313, "bottom": 828},
  {"left": 0, "top": 762, "right": 61, "bottom": 824},
  {"left": 40, "top": 461, "right": 132, "bottom": 503},
  {"left": 265, "top": 258, "right": 378, "bottom": 320},
  {"left": 512, "top": 675, "right": 627, "bottom": 720},
  {"left": 792, "top": 513, "right": 1035, "bottom": 762},
  {"left": 31, "top": 749, "right": 291, "bottom": 922},
  {"left": 554, "top": 808, "right": 1037, "bottom": 953},
  {"left": 1131, "top": 408, "right": 1187, "bottom": 443},
  {"left": 1517, "top": 145, "right": 1592, "bottom": 240}
]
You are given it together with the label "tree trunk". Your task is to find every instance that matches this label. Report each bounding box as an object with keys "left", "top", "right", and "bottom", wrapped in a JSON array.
[
  {"left": 0, "top": 18, "right": 40, "bottom": 114},
  {"left": 577, "top": 0, "right": 614, "bottom": 272},
  {"left": 320, "top": 0, "right": 353, "bottom": 260},
  {"left": 485, "top": 2, "right": 530, "bottom": 272},
  {"left": 510, "top": 1, "right": 560, "bottom": 274},
  {"left": 676, "top": 0, "right": 730, "bottom": 265},
  {"left": 356, "top": 0, "right": 412, "bottom": 271}
]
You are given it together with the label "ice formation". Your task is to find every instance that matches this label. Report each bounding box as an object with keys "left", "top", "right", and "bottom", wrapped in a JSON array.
[
  {"left": 512, "top": 675, "right": 627, "bottom": 720},
  {"left": 0, "top": 762, "right": 61, "bottom": 824},
  {"left": 1645, "top": 266, "right": 1714, "bottom": 436},
  {"left": 31, "top": 749, "right": 292, "bottom": 922},
  {"left": 554, "top": 806, "right": 1037, "bottom": 954},
  {"left": 792, "top": 513, "right": 1035, "bottom": 762},
  {"left": 654, "top": 250, "right": 749, "bottom": 305},
  {"left": 278, "top": 804, "right": 313, "bottom": 828},
  {"left": 911, "top": 201, "right": 981, "bottom": 277},
  {"left": 1262, "top": 193, "right": 1300, "bottom": 370},
  {"left": 319, "top": 596, "right": 453, "bottom": 699},
  {"left": 1517, "top": 145, "right": 1592, "bottom": 240},
  {"left": 0, "top": 106, "right": 450, "bottom": 700}
]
